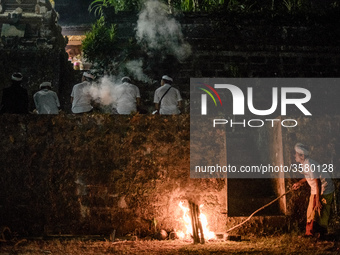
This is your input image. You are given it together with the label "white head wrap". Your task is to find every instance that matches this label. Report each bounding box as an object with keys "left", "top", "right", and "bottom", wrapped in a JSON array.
[
  {"left": 294, "top": 143, "right": 309, "bottom": 156},
  {"left": 83, "top": 71, "right": 95, "bottom": 80},
  {"left": 12, "top": 72, "right": 23, "bottom": 81},
  {"left": 162, "top": 75, "right": 173, "bottom": 82},
  {"left": 40, "top": 82, "right": 52, "bottom": 89},
  {"left": 121, "top": 77, "right": 131, "bottom": 83}
]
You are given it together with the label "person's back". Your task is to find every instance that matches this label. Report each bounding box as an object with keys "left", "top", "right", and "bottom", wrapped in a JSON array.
[
  {"left": 115, "top": 78, "right": 140, "bottom": 114},
  {"left": 0, "top": 73, "right": 28, "bottom": 114},
  {"left": 154, "top": 75, "right": 182, "bottom": 115},
  {"left": 33, "top": 82, "right": 60, "bottom": 114},
  {"left": 156, "top": 85, "right": 181, "bottom": 115},
  {"left": 71, "top": 72, "right": 95, "bottom": 114}
]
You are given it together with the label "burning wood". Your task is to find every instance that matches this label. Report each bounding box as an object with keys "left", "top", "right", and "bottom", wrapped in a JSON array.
[
  {"left": 178, "top": 201, "right": 215, "bottom": 243},
  {"left": 189, "top": 201, "right": 205, "bottom": 244}
]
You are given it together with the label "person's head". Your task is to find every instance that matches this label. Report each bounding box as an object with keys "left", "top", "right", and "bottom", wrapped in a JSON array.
[
  {"left": 11, "top": 72, "right": 23, "bottom": 86},
  {"left": 39, "top": 81, "right": 52, "bottom": 90},
  {"left": 294, "top": 143, "right": 309, "bottom": 163},
  {"left": 161, "top": 75, "right": 173, "bottom": 86},
  {"left": 82, "top": 71, "right": 95, "bottom": 82},
  {"left": 121, "top": 77, "right": 131, "bottom": 83}
]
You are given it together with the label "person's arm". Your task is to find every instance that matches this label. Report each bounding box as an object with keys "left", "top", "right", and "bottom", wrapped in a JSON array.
[
  {"left": 292, "top": 178, "right": 307, "bottom": 190},
  {"left": 33, "top": 94, "right": 39, "bottom": 109},
  {"left": 55, "top": 94, "right": 61, "bottom": 111},
  {"left": 178, "top": 100, "right": 183, "bottom": 112},
  {"left": 154, "top": 91, "right": 160, "bottom": 113},
  {"left": 70, "top": 86, "right": 75, "bottom": 104},
  {"left": 314, "top": 178, "right": 322, "bottom": 214},
  {"left": 155, "top": 103, "right": 159, "bottom": 112},
  {"left": 136, "top": 97, "right": 141, "bottom": 107}
]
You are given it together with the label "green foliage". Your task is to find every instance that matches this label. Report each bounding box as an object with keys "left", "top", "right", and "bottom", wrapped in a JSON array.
[
  {"left": 282, "top": 0, "right": 308, "bottom": 13},
  {"left": 82, "top": 17, "right": 117, "bottom": 68},
  {"left": 174, "top": 0, "right": 225, "bottom": 12},
  {"left": 88, "top": 0, "right": 340, "bottom": 15},
  {"left": 170, "top": 0, "right": 260, "bottom": 12},
  {"left": 89, "top": 0, "right": 113, "bottom": 17}
]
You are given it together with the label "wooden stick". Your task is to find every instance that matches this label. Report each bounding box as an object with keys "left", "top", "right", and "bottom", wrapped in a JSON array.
[
  {"left": 226, "top": 189, "right": 293, "bottom": 233},
  {"left": 189, "top": 201, "right": 206, "bottom": 244},
  {"left": 196, "top": 205, "right": 205, "bottom": 244},
  {"left": 189, "top": 201, "right": 199, "bottom": 244}
]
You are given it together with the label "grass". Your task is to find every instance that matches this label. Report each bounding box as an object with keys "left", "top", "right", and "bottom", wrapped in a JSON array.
[{"left": 0, "top": 234, "right": 339, "bottom": 254}]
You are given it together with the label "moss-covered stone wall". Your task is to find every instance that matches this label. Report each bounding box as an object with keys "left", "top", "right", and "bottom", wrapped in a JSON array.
[{"left": 0, "top": 114, "right": 228, "bottom": 237}]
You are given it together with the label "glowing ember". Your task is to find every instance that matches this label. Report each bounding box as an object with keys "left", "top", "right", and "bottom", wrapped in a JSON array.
[{"left": 178, "top": 201, "right": 215, "bottom": 240}]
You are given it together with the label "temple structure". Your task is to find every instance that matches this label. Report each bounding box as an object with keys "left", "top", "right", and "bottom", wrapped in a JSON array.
[
  {"left": 0, "top": 0, "right": 73, "bottom": 111},
  {"left": 0, "top": 0, "right": 64, "bottom": 51}
]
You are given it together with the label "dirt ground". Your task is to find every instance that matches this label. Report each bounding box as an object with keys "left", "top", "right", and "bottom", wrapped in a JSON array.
[{"left": 0, "top": 234, "right": 339, "bottom": 255}]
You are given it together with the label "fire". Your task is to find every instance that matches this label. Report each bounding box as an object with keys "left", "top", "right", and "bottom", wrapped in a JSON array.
[{"left": 177, "top": 201, "right": 215, "bottom": 240}]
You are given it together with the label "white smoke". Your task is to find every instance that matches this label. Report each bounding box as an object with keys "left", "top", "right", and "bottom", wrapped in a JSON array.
[
  {"left": 82, "top": 0, "right": 193, "bottom": 109},
  {"left": 135, "top": 0, "right": 192, "bottom": 62},
  {"left": 124, "top": 60, "right": 153, "bottom": 83},
  {"left": 84, "top": 75, "right": 120, "bottom": 111}
]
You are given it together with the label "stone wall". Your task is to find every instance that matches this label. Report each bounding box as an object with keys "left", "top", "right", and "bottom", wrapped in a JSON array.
[
  {"left": 84, "top": 10, "right": 340, "bottom": 114},
  {"left": 0, "top": 114, "right": 228, "bottom": 237},
  {"left": 109, "top": 11, "right": 340, "bottom": 81},
  {"left": 2, "top": 114, "right": 338, "bottom": 236}
]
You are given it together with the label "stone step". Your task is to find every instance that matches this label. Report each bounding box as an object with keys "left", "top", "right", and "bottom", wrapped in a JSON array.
[{"left": 4, "top": 4, "right": 36, "bottom": 12}]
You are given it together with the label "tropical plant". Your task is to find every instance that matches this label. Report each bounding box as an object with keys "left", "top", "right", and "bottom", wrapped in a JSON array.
[
  {"left": 88, "top": 0, "right": 340, "bottom": 15},
  {"left": 176, "top": 0, "right": 225, "bottom": 12},
  {"left": 89, "top": 0, "right": 143, "bottom": 16},
  {"left": 282, "top": 0, "right": 310, "bottom": 13},
  {"left": 89, "top": 0, "right": 114, "bottom": 17},
  {"left": 82, "top": 16, "right": 118, "bottom": 68}
]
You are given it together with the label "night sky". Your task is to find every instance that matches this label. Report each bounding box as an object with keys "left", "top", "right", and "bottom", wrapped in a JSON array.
[{"left": 54, "top": 0, "right": 96, "bottom": 25}]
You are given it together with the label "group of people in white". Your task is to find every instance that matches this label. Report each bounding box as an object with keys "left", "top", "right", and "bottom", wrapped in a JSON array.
[
  {"left": 69, "top": 72, "right": 183, "bottom": 115},
  {"left": 1, "top": 72, "right": 183, "bottom": 115}
]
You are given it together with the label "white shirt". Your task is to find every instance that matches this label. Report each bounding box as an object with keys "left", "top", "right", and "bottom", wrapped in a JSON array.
[
  {"left": 154, "top": 83, "right": 182, "bottom": 115},
  {"left": 115, "top": 82, "right": 140, "bottom": 114},
  {"left": 33, "top": 89, "right": 60, "bottom": 114},
  {"left": 71, "top": 81, "right": 93, "bottom": 113},
  {"left": 301, "top": 158, "right": 334, "bottom": 195}
]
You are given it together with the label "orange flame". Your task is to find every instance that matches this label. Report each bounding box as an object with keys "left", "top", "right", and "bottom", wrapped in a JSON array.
[{"left": 178, "top": 201, "right": 215, "bottom": 240}]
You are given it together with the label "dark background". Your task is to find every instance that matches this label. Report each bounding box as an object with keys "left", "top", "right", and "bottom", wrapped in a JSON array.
[{"left": 54, "top": 0, "right": 95, "bottom": 25}]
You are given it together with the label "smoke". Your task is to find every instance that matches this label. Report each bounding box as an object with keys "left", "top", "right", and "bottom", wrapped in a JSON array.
[
  {"left": 135, "top": 0, "right": 192, "bottom": 62},
  {"left": 84, "top": 76, "right": 120, "bottom": 110},
  {"left": 80, "top": 0, "right": 193, "bottom": 110},
  {"left": 124, "top": 60, "right": 153, "bottom": 83}
]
